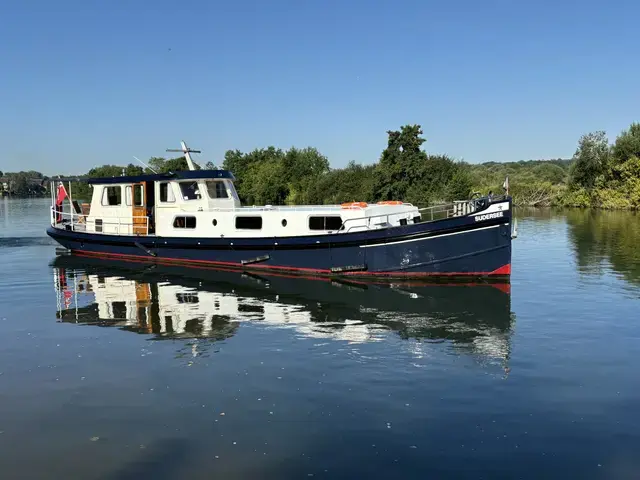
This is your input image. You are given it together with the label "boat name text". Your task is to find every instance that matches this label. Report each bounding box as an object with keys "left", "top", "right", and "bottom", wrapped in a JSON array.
[{"left": 474, "top": 211, "right": 504, "bottom": 222}]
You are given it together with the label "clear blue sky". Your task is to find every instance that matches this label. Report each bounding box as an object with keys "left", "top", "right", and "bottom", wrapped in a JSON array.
[{"left": 1, "top": 0, "right": 638, "bottom": 175}]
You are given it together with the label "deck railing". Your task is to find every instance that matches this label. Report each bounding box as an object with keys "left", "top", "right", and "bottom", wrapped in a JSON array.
[
  {"left": 339, "top": 200, "right": 478, "bottom": 233},
  {"left": 51, "top": 208, "right": 149, "bottom": 235}
]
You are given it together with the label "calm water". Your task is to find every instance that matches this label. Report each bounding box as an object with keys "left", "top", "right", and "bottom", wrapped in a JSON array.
[{"left": 1, "top": 197, "right": 639, "bottom": 479}]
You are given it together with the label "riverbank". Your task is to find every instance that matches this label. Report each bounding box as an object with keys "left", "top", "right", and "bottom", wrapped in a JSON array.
[{"left": 482, "top": 182, "right": 640, "bottom": 210}]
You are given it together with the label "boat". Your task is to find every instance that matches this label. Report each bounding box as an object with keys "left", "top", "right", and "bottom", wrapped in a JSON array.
[{"left": 46, "top": 141, "right": 516, "bottom": 279}]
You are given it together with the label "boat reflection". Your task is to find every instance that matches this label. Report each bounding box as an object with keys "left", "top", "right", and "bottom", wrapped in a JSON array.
[{"left": 51, "top": 255, "right": 516, "bottom": 368}]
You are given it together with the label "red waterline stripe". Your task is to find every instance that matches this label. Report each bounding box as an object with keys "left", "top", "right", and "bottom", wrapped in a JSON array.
[{"left": 72, "top": 250, "right": 511, "bottom": 278}]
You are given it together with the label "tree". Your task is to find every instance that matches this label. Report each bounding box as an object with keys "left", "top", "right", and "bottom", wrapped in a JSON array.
[
  {"left": 11, "top": 173, "right": 30, "bottom": 196},
  {"left": 444, "top": 164, "right": 474, "bottom": 201},
  {"left": 147, "top": 157, "right": 167, "bottom": 174},
  {"left": 569, "top": 131, "right": 611, "bottom": 189},
  {"left": 162, "top": 156, "right": 190, "bottom": 172},
  {"left": 533, "top": 163, "right": 567, "bottom": 184},
  {"left": 282, "top": 147, "right": 330, "bottom": 204},
  {"left": 243, "top": 158, "right": 288, "bottom": 205},
  {"left": 223, "top": 147, "right": 284, "bottom": 202},
  {"left": 84, "top": 164, "right": 144, "bottom": 178},
  {"left": 307, "top": 161, "right": 376, "bottom": 204},
  {"left": 404, "top": 154, "right": 462, "bottom": 205},
  {"left": 145, "top": 156, "right": 193, "bottom": 174},
  {"left": 373, "top": 124, "right": 428, "bottom": 201},
  {"left": 612, "top": 122, "right": 640, "bottom": 166},
  {"left": 222, "top": 146, "right": 330, "bottom": 205}
]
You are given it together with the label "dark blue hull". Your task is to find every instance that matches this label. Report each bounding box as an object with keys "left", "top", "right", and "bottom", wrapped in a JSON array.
[{"left": 47, "top": 201, "right": 513, "bottom": 279}]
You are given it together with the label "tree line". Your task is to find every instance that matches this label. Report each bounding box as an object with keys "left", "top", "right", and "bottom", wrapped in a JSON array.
[
  {"left": 559, "top": 123, "right": 640, "bottom": 209},
  {"left": 3, "top": 122, "right": 639, "bottom": 209},
  {"left": 0, "top": 171, "right": 47, "bottom": 196}
]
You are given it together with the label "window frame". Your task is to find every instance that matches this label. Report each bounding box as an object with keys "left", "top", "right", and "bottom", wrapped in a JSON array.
[
  {"left": 133, "top": 184, "right": 144, "bottom": 207},
  {"left": 178, "top": 181, "right": 202, "bottom": 201},
  {"left": 173, "top": 215, "right": 197, "bottom": 229},
  {"left": 308, "top": 215, "right": 343, "bottom": 231},
  {"left": 159, "top": 182, "right": 176, "bottom": 203},
  {"left": 235, "top": 216, "right": 263, "bottom": 230},
  {"left": 101, "top": 185, "right": 122, "bottom": 207},
  {"left": 205, "top": 180, "right": 229, "bottom": 199}
]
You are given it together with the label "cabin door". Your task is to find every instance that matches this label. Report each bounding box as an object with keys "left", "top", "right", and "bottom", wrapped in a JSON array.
[{"left": 131, "top": 183, "right": 147, "bottom": 235}]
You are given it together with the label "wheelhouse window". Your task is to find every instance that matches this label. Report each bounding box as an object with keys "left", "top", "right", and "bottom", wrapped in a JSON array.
[
  {"left": 159, "top": 182, "right": 175, "bottom": 203},
  {"left": 235, "top": 216, "right": 262, "bottom": 230},
  {"left": 309, "top": 216, "right": 342, "bottom": 230},
  {"left": 173, "top": 216, "right": 196, "bottom": 229},
  {"left": 179, "top": 181, "right": 201, "bottom": 201},
  {"left": 206, "top": 180, "right": 229, "bottom": 199},
  {"left": 102, "top": 186, "right": 122, "bottom": 206}
]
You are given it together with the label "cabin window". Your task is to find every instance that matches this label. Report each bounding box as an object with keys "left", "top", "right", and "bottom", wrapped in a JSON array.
[
  {"left": 235, "top": 216, "right": 262, "bottom": 230},
  {"left": 309, "top": 216, "right": 343, "bottom": 231},
  {"left": 159, "top": 182, "right": 175, "bottom": 203},
  {"left": 173, "top": 216, "right": 197, "bottom": 229},
  {"left": 206, "top": 180, "right": 229, "bottom": 199},
  {"left": 102, "top": 186, "right": 122, "bottom": 206},
  {"left": 179, "top": 181, "right": 201, "bottom": 201},
  {"left": 124, "top": 185, "right": 143, "bottom": 207},
  {"left": 133, "top": 184, "right": 144, "bottom": 206}
]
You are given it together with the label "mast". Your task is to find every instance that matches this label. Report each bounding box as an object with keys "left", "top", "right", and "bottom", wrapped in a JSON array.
[{"left": 166, "top": 141, "right": 201, "bottom": 171}]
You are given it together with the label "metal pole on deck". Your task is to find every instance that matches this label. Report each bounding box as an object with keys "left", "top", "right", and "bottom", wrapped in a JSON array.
[{"left": 68, "top": 181, "right": 73, "bottom": 229}]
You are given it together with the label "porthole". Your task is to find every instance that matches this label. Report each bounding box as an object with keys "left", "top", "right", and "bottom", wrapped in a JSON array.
[
  {"left": 212, "top": 219, "right": 218, "bottom": 226},
  {"left": 281, "top": 219, "right": 287, "bottom": 227}
]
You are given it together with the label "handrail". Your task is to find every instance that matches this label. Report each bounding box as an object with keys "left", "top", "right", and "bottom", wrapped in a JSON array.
[
  {"left": 338, "top": 200, "right": 479, "bottom": 233},
  {"left": 51, "top": 208, "right": 149, "bottom": 235}
]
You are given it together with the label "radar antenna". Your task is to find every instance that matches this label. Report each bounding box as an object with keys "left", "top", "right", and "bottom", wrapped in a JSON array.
[{"left": 166, "top": 141, "right": 202, "bottom": 171}]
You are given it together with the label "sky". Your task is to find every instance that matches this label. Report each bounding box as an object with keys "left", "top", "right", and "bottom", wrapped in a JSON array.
[{"left": 1, "top": 0, "right": 638, "bottom": 175}]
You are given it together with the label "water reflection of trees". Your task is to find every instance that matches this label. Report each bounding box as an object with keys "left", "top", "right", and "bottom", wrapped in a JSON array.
[
  {"left": 565, "top": 209, "right": 640, "bottom": 286},
  {"left": 51, "top": 256, "right": 516, "bottom": 368}
]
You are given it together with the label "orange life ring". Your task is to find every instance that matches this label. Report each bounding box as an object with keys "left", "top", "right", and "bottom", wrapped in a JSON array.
[
  {"left": 341, "top": 201, "right": 368, "bottom": 209},
  {"left": 377, "top": 200, "right": 403, "bottom": 205}
]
